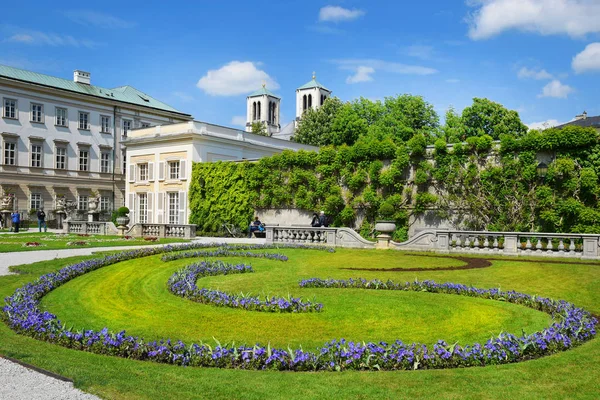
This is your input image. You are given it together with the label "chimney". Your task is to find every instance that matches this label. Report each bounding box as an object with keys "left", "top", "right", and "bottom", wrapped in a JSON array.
[
  {"left": 73, "top": 70, "right": 91, "bottom": 85},
  {"left": 575, "top": 111, "right": 587, "bottom": 121}
]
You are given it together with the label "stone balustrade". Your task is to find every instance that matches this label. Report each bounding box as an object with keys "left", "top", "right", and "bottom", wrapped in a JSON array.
[
  {"left": 64, "top": 221, "right": 116, "bottom": 235},
  {"left": 391, "top": 230, "right": 600, "bottom": 260},
  {"left": 128, "top": 223, "right": 196, "bottom": 239},
  {"left": 265, "top": 226, "right": 375, "bottom": 249}
]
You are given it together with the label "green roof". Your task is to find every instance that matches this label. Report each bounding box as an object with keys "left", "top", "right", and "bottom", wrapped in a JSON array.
[
  {"left": 0, "top": 64, "right": 190, "bottom": 117},
  {"left": 248, "top": 86, "right": 280, "bottom": 99},
  {"left": 297, "top": 77, "right": 330, "bottom": 92}
]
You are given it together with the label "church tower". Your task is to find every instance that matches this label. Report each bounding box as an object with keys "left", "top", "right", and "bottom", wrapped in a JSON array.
[
  {"left": 246, "top": 84, "right": 281, "bottom": 135},
  {"left": 296, "top": 72, "right": 332, "bottom": 122}
]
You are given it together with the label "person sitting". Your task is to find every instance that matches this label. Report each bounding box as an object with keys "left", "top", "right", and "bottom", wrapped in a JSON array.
[
  {"left": 310, "top": 213, "right": 321, "bottom": 227},
  {"left": 37, "top": 208, "right": 47, "bottom": 232},
  {"left": 319, "top": 211, "right": 329, "bottom": 227},
  {"left": 248, "top": 216, "right": 265, "bottom": 238}
]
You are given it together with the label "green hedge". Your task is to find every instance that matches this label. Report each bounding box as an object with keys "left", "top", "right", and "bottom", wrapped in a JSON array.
[{"left": 189, "top": 126, "right": 600, "bottom": 236}]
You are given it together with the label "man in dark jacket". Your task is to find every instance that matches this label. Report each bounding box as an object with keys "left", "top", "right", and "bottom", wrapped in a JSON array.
[
  {"left": 37, "top": 208, "right": 47, "bottom": 232},
  {"left": 318, "top": 211, "right": 329, "bottom": 227}
]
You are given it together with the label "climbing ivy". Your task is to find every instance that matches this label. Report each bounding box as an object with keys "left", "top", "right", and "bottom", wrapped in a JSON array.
[{"left": 189, "top": 126, "right": 600, "bottom": 236}]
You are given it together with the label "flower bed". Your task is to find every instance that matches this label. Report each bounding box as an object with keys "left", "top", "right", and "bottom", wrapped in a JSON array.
[
  {"left": 66, "top": 241, "right": 88, "bottom": 246},
  {"left": 1, "top": 243, "right": 595, "bottom": 372},
  {"left": 168, "top": 261, "right": 322, "bottom": 313},
  {"left": 162, "top": 249, "right": 289, "bottom": 262},
  {"left": 23, "top": 242, "right": 42, "bottom": 247}
]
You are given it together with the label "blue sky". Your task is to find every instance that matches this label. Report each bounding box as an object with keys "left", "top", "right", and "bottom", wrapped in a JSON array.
[{"left": 2, "top": 0, "right": 600, "bottom": 129}]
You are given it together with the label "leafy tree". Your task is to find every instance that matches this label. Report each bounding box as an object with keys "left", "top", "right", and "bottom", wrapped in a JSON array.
[
  {"left": 292, "top": 97, "right": 343, "bottom": 146},
  {"left": 250, "top": 121, "right": 269, "bottom": 136},
  {"left": 440, "top": 106, "right": 465, "bottom": 143},
  {"left": 461, "top": 98, "right": 527, "bottom": 140},
  {"left": 379, "top": 95, "right": 439, "bottom": 141}
]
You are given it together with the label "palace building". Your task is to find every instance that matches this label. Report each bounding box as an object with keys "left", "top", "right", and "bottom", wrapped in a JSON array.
[{"left": 0, "top": 65, "right": 191, "bottom": 225}]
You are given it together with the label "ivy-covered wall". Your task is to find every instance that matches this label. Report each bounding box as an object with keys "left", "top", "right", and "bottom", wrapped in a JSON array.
[{"left": 189, "top": 125, "right": 600, "bottom": 238}]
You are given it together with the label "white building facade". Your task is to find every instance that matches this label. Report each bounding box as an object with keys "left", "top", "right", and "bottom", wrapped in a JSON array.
[
  {"left": 124, "top": 121, "right": 317, "bottom": 226},
  {"left": 0, "top": 65, "right": 191, "bottom": 225}
]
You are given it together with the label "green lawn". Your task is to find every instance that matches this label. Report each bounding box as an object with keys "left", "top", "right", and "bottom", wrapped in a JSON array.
[
  {"left": 0, "top": 232, "right": 187, "bottom": 252},
  {"left": 1, "top": 248, "right": 599, "bottom": 399}
]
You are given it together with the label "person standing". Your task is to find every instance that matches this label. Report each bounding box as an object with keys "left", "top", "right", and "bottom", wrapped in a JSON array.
[
  {"left": 11, "top": 211, "right": 20, "bottom": 233},
  {"left": 37, "top": 208, "right": 47, "bottom": 232}
]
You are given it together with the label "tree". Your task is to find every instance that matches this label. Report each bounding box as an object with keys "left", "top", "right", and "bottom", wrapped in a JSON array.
[
  {"left": 440, "top": 106, "right": 466, "bottom": 143},
  {"left": 250, "top": 121, "right": 269, "bottom": 136},
  {"left": 461, "top": 98, "right": 527, "bottom": 140},
  {"left": 292, "top": 97, "right": 343, "bottom": 146}
]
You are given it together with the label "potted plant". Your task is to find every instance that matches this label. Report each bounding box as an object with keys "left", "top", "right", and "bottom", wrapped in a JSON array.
[
  {"left": 375, "top": 201, "right": 396, "bottom": 234},
  {"left": 115, "top": 206, "right": 130, "bottom": 228}
]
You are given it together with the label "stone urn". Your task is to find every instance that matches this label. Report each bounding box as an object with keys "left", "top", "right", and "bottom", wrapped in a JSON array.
[
  {"left": 375, "top": 221, "right": 397, "bottom": 234},
  {"left": 88, "top": 197, "right": 99, "bottom": 212},
  {"left": 116, "top": 216, "right": 130, "bottom": 227},
  {"left": 0, "top": 194, "right": 14, "bottom": 212}
]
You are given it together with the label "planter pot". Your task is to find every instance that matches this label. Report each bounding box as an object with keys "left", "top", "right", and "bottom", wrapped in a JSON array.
[
  {"left": 88, "top": 200, "right": 99, "bottom": 212},
  {"left": 116, "top": 216, "right": 130, "bottom": 227},
  {"left": 375, "top": 221, "right": 396, "bottom": 234}
]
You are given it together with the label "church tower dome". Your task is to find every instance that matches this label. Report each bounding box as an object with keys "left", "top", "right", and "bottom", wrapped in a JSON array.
[
  {"left": 295, "top": 72, "right": 332, "bottom": 121},
  {"left": 246, "top": 83, "right": 281, "bottom": 135}
]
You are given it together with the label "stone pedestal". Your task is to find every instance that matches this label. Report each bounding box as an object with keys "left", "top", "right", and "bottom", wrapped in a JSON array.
[
  {"left": 56, "top": 211, "right": 66, "bottom": 230},
  {"left": 376, "top": 234, "right": 391, "bottom": 249},
  {"left": 1, "top": 211, "right": 11, "bottom": 229}
]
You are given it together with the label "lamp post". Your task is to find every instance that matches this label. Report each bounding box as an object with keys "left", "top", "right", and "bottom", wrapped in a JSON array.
[{"left": 537, "top": 162, "right": 548, "bottom": 181}]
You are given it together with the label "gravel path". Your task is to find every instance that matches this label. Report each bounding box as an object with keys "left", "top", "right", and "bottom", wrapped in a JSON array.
[
  {"left": 0, "top": 237, "right": 264, "bottom": 399},
  {"left": 0, "top": 357, "right": 100, "bottom": 400}
]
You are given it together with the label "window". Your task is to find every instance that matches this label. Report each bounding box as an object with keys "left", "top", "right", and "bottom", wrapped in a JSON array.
[
  {"left": 122, "top": 119, "right": 132, "bottom": 137},
  {"left": 3, "top": 98, "right": 17, "bottom": 119},
  {"left": 100, "top": 152, "right": 110, "bottom": 173},
  {"left": 55, "top": 147, "right": 67, "bottom": 169},
  {"left": 138, "top": 193, "right": 147, "bottom": 223},
  {"left": 78, "top": 195, "right": 88, "bottom": 211},
  {"left": 168, "top": 161, "right": 180, "bottom": 180},
  {"left": 55, "top": 107, "right": 67, "bottom": 127},
  {"left": 100, "top": 196, "right": 110, "bottom": 212},
  {"left": 168, "top": 192, "right": 179, "bottom": 224},
  {"left": 101, "top": 115, "right": 111, "bottom": 133},
  {"left": 78, "top": 112, "right": 90, "bottom": 130},
  {"left": 138, "top": 163, "right": 148, "bottom": 181},
  {"left": 122, "top": 152, "right": 127, "bottom": 175},
  {"left": 31, "top": 144, "right": 42, "bottom": 168},
  {"left": 30, "top": 193, "right": 42, "bottom": 210},
  {"left": 4, "top": 142, "right": 16, "bottom": 165},
  {"left": 141, "top": 122, "right": 151, "bottom": 128},
  {"left": 31, "top": 103, "right": 43, "bottom": 123},
  {"left": 303, "top": 95, "right": 307, "bottom": 111},
  {"left": 79, "top": 149, "right": 89, "bottom": 171}
]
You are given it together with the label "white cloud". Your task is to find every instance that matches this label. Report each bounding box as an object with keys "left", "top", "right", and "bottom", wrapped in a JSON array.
[
  {"left": 7, "top": 34, "right": 34, "bottom": 43},
  {"left": 572, "top": 42, "right": 600, "bottom": 73},
  {"left": 538, "top": 80, "right": 574, "bottom": 99},
  {"left": 231, "top": 116, "right": 247, "bottom": 127},
  {"left": 518, "top": 66, "right": 553, "bottom": 80},
  {"left": 406, "top": 45, "right": 435, "bottom": 60},
  {"left": 319, "top": 6, "right": 365, "bottom": 22},
  {"left": 196, "top": 61, "right": 279, "bottom": 96},
  {"left": 172, "top": 92, "right": 195, "bottom": 102},
  {"left": 526, "top": 119, "right": 563, "bottom": 130},
  {"left": 334, "top": 59, "right": 438, "bottom": 76},
  {"left": 467, "top": 0, "right": 600, "bottom": 40},
  {"left": 346, "top": 66, "right": 375, "bottom": 84},
  {"left": 64, "top": 10, "right": 136, "bottom": 29},
  {"left": 5, "top": 29, "right": 99, "bottom": 48}
]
